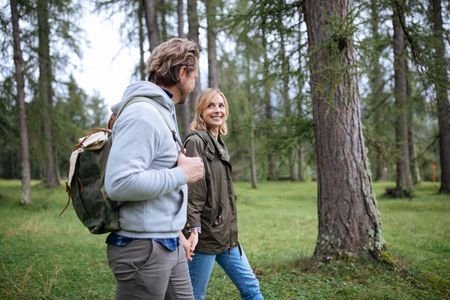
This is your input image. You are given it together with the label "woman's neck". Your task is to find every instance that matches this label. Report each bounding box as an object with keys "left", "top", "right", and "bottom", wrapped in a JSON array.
[{"left": 209, "top": 128, "right": 219, "bottom": 138}]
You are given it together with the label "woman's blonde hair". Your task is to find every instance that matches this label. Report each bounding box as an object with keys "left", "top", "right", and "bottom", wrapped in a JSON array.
[
  {"left": 190, "top": 88, "right": 229, "bottom": 135},
  {"left": 146, "top": 38, "right": 199, "bottom": 86}
]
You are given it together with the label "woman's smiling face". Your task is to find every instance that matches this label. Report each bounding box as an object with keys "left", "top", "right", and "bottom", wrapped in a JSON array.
[{"left": 202, "top": 95, "right": 227, "bottom": 136}]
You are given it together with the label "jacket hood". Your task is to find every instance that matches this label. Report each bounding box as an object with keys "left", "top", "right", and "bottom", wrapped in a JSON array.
[{"left": 111, "top": 81, "right": 174, "bottom": 114}]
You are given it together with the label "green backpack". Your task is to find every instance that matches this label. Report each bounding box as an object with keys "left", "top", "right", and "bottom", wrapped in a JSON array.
[{"left": 63, "top": 97, "right": 180, "bottom": 234}]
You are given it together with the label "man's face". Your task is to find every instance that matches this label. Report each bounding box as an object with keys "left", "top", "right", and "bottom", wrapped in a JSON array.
[{"left": 177, "top": 66, "right": 198, "bottom": 104}]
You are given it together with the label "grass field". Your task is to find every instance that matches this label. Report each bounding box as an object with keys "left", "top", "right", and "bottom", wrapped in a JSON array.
[{"left": 0, "top": 180, "right": 449, "bottom": 299}]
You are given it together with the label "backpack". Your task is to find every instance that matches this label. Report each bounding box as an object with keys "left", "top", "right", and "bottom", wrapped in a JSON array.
[{"left": 62, "top": 96, "right": 182, "bottom": 234}]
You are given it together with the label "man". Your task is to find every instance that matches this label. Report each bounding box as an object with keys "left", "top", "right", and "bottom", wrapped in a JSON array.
[{"left": 104, "top": 38, "right": 204, "bottom": 300}]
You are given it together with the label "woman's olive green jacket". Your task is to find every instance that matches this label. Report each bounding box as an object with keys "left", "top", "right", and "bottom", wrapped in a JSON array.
[{"left": 183, "top": 130, "right": 238, "bottom": 254}]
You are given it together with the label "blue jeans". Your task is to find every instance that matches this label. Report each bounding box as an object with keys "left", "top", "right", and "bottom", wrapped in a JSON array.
[{"left": 188, "top": 246, "right": 263, "bottom": 300}]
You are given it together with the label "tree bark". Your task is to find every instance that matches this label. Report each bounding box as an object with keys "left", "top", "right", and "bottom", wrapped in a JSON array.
[
  {"left": 298, "top": 144, "right": 305, "bottom": 181},
  {"left": 277, "top": 0, "right": 298, "bottom": 181},
  {"left": 143, "top": 0, "right": 160, "bottom": 52},
  {"left": 138, "top": 0, "right": 146, "bottom": 80},
  {"left": 261, "top": 5, "right": 277, "bottom": 181},
  {"left": 304, "top": 0, "right": 384, "bottom": 260},
  {"left": 176, "top": 0, "right": 190, "bottom": 138},
  {"left": 177, "top": 0, "right": 185, "bottom": 38},
  {"left": 392, "top": 0, "right": 413, "bottom": 196},
  {"left": 37, "top": 0, "right": 59, "bottom": 187},
  {"left": 187, "top": 0, "right": 201, "bottom": 117},
  {"left": 11, "top": 0, "right": 32, "bottom": 204},
  {"left": 159, "top": 0, "right": 168, "bottom": 42},
  {"left": 429, "top": 0, "right": 450, "bottom": 193},
  {"left": 205, "top": 0, "right": 218, "bottom": 89},
  {"left": 245, "top": 53, "right": 258, "bottom": 189},
  {"left": 369, "top": 0, "right": 389, "bottom": 182}
]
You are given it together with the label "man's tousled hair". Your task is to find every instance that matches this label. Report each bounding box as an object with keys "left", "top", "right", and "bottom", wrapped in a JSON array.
[{"left": 146, "top": 38, "right": 199, "bottom": 86}]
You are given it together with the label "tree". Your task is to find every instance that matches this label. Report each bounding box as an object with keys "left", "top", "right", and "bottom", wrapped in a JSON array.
[
  {"left": 392, "top": 0, "right": 413, "bottom": 196},
  {"left": 429, "top": 0, "right": 450, "bottom": 193},
  {"left": 143, "top": 0, "right": 160, "bottom": 52},
  {"left": 205, "top": 0, "right": 219, "bottom": 88},
  {"left": 10, "top": 0, "right": 32, "bottom": 204},
  {"left": 304, "top": 0, "right": 385, "bottom": 259},
  {"left": 176, "top": 0, "right": 191, "bottom": 138},
  {"left": 37, "top": 0, "right": 59, "bottom": 187},
  {"left": 260, "top": 2, "right": 277, "bottom": 181},
  {"left": 367, "top": 0, "right": 390, "bottom": 181},
  {"left": 187, "top": 0, "right": 201, "bottom": 118}
]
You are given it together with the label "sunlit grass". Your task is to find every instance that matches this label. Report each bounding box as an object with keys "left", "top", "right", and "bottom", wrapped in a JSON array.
[{"left": 0, "top": 179, "right": 448, "bottom": 299}]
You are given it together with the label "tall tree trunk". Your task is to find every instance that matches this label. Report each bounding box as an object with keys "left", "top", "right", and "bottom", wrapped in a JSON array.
[
  {"left": 187, "top": 0, "right": 201, "bottom": 117},
  {"left": 37, "top": 0, "right": 59, "bottom": 187},
  {"left": 176, "top": 0, "right": 190, "bottom": 138},
  {"left": 261, "top": 6, "right": 277, "bottom": 181},
  {"left": 429, "top": 0, "right": 450, "bottom": 193},
  {"left": 304, "top": 0, "right": 384, "bottom": 260},
  {"left": 406, "top": 68, "right": 421, "bottom": 184},
  {"left": 297, "top": 5, "right": 306, "bottom": 182},
  {"left": 277, "top": 0, "right": 298, "bottom": 181},
  {"left": 159, "top": 0, "right": 168, "bottom": 42},
  {"left": 143, "top": 0, "right": 160, "bottom": 52},
  {"left": 205, "top": 0, "right": 218, "bottom": 89},
  {"left": 250, "top": 120, "right": 258, "bottom": 188},
  {"left": 298, "top": 144, "right": 305, "bottom": 181},
  {"left": 11, "top": 0, "right": 32, "bottom": 204},
  {"left": 392, "top": 0, "right": 413, "bottom": 196},
  {"left": 245, "top": 54, "right": 258, "bottom": 189},
  {"left": 369, "top": 0, "right": 389, "bottom": 182},
  {"left": 177, "top": 0, "right": 185, "bottom": 38},
  {"left": 138, "top": 0, "right": 146, "bottom": 80}
]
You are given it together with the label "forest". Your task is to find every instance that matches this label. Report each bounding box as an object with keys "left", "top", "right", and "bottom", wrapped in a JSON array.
[
  {"left": 1, "top": 0, "right": 450, "bottom": 298},
  {"left": 2, "top": 0, "right": 449, "bottom": 196},
  {"left": 2, "top": 0, "right": 450, "bottom": 264}
]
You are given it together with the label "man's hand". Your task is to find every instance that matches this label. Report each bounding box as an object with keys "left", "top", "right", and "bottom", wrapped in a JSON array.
[
  {"left": 177, "top": 152, "right": 204, "bottom": 183},
  {"left": 179, "top": 232, "right": 195, "bottom": 261}
]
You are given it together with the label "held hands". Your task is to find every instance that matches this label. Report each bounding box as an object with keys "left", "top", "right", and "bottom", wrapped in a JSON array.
[
  {"left": 179, "top": 232, "right": 198, "bottom": 261},
  {"left": 177, "top": 152, "right": 204, "bottom": 183}
]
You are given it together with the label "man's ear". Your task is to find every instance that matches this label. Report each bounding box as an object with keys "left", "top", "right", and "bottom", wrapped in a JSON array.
[{"left": 179, "top": 66, "right": 187, "bottom": 79}]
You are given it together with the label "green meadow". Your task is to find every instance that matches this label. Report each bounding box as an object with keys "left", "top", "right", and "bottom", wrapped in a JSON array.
[{"left": 0, "top": 180, "right": 448, "bottom": 299}]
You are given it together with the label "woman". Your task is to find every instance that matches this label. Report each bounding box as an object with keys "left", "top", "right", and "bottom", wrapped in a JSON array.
[{"left": 183, "top": 88, "right": 263, "bottom": 300}]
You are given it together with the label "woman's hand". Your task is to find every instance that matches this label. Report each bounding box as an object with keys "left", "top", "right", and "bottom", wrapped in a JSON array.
[
  {"left": 179, "top": 232, "right": 194, "bottom": 261},
  {"left": 188, "top": 232, "right": 198, "bottom": 254}
]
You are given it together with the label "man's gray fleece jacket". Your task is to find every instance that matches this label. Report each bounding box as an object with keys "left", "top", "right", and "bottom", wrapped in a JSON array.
[{"left": 105, "top": 81, "right": 188, "bottom": 239}]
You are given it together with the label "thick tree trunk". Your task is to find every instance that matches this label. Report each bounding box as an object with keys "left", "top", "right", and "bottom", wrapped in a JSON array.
[
  {"left": 37, "top": 0, "right": 59, "bottom": 187},
  {"left": 176, "top": 0, "right": 190, "bottom": 138},
  {"left": 430, "top": 0, "right": 450, "bottom": 193},
  {"left": 143, "top": 0, "right": 160, "bottom": 52},
  {"left": 392, "top": 1, "right": 413, "bottom": 196},
  {"left": 205, "top": 0, "right": 218, "bottom": 89},
  {"left": 187, "top": 0, "right": 201, "bottom": 118},
  {"left": 11, "top": 0, "right": 32, "bottom": 204},
  {"left": 304, "top": 0, "right": 384, "bottom": 260}
]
